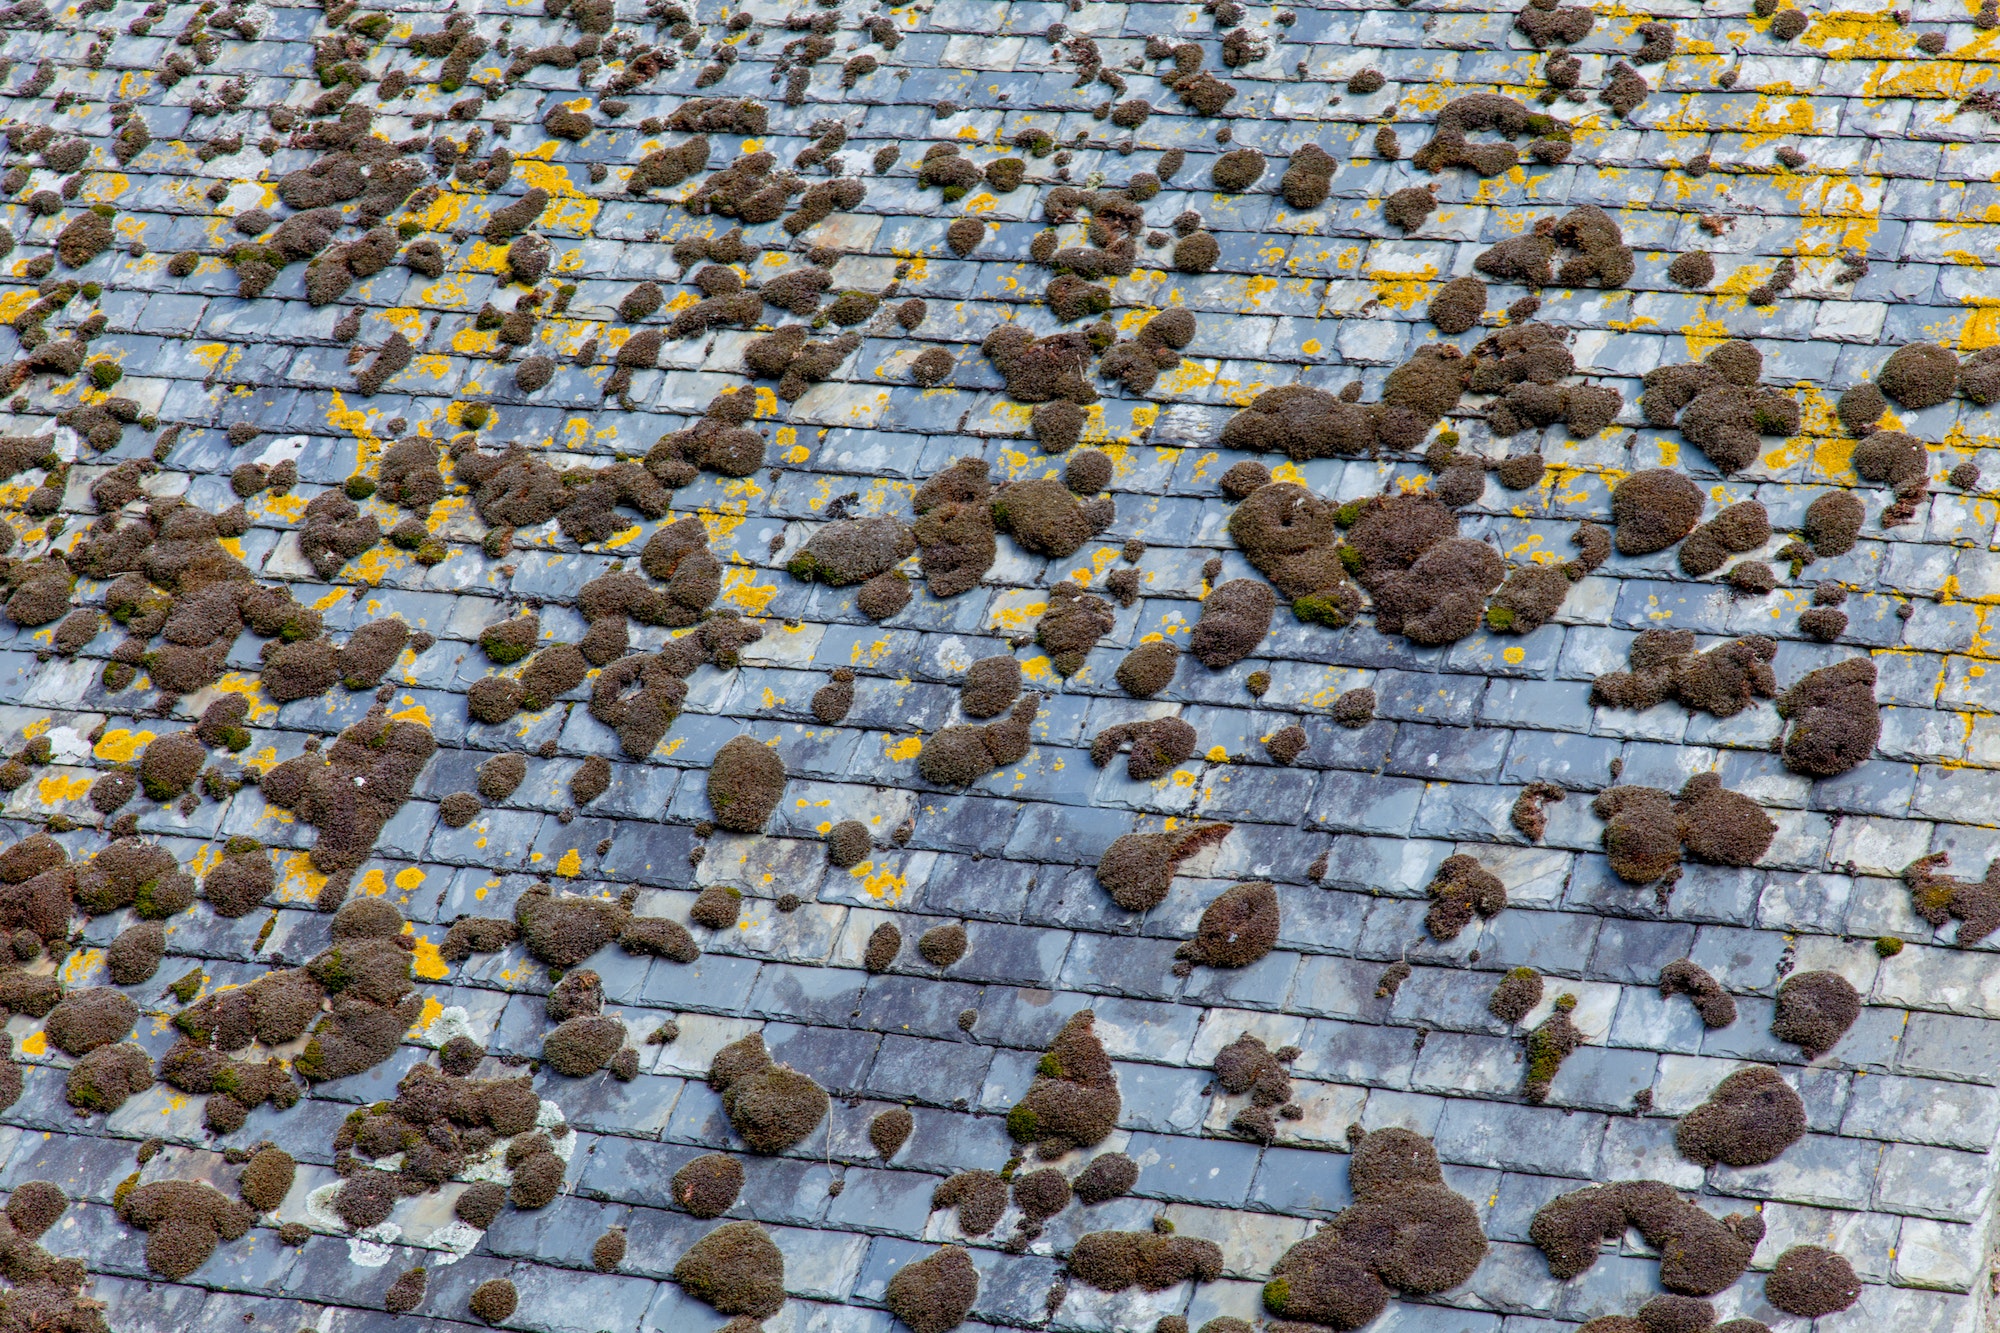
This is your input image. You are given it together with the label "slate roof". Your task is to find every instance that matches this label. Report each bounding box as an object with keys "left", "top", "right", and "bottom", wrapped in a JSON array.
[{"left": 0, "top": 0, "right": 1997, "bottom": 1329}]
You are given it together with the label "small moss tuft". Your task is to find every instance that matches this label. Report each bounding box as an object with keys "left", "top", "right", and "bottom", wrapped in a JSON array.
[
  {"left": 672, "top": 1153, "right": 745, "bottom": 1218},
  {"left": 674, "top": 1220, "right": 786, "bottom": 1318},
  {"left": 468, "top": 1278, "right": 517, "bottom": 1324}
]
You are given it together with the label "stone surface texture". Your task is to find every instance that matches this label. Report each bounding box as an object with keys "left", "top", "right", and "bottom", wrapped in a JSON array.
[{"left": 0, "top": 0, "right": 1995, "bottom": 1329}]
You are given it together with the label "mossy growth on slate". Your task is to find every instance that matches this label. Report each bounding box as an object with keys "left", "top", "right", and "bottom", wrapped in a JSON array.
[
  {"left": 1006, "top": 1010, "right": 1121, "bottom": 1156},
  {"left": 674, "top": 1220, "right": 787, "bottom": 1319},
  {"left": 885, "top": 1244, "right": 979, "bottom": 1333},
  {"left": 1530, "top": 1178, "right": 1764, "bottom": 1294},
  {"left": 1676, "top": 1066, "right": 1805, "bottom": 1168},
  {"left": 708, "top": 1032, "right": 830, "bottom": 1153},
  {"left": 1263, "top": 1127, "right": 1486, "bottom": 1325}
]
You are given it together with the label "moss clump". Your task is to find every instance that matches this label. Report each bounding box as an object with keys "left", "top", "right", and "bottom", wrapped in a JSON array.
[
  {"left": 674, "top": 1220, "right": 786, "bottom": 1318},
  {"left": 788, "top": 516, "right": 916, "bottom": 586},
  {"left": 511, "top": 1140, "right": 566, "bottom": 1211},
  {"left": 1374, "top": 536, "right": 1505, "bottom": 646},
  {"left": 1065, "top": 449, "right": 1114, "bottom": 497},
  {"left": 1678, "top": 499, "right": 1771, "bottom": 577},
  {"left": 1484, "top": 562, "right": 1573, "bottom": 636},
  {"left": 863, "top": 923, "right": 902, "bottom": 972},
  {"left": 105, "top": 920, "right": 165, "bottom": 986},
  {"left": 1212, "top": 148, "right": 1267, "bottom": 192},
  {"left": 117, "top": 1180, "right": 255, "bottom": 1279},
  {"left": 438, "top": 791, "right": 481, "bottom": 828},
  {"left": 1591, "top": 629, "right": 1777, "bottom": 719},
  {"left": 1489, "top": 967, "right": 1543, "bottom": 1024},
  {"left": 468, "top": 1278, "right": 517, "bottom": 1324},
  {"left": 673, "top": 1152, "right": 744, "bottom": 1219},
  {"left": 195, "top": 695, "right": 253, "bottom": 752},
  {"left": 1675, "top": 773, "right": 1776, "bottom": 867},
  {"left": 1120, "top": 640, "right": 1176, "bottom": 700},
  {"left": 514, "top": 884, "right": 627, "bottom": 968},
  {"left": 1073, "top": 1152, "right": 1138, "bottom": 1204},
  {"left": 138, "top": 730, "right": 206, "bottom": 802},
  {"left": 1213, "top": 1034, "right": 1295, "bottom": 1140},
  {"left": 1836, "top": 383, "right": 1887, "bottom": 436},
  {"left": 911, "top": 456, "right": 996, "bottom": 599},
  {"left": 1677, "top": 1065, "right": 1805, "bottom": 1167},
  {"left": 691, "top": 885, "right": 743, "bottom": 931},
  {"left": 384, "top": 1267, "right": 426, "bottom": 1314},
  {"left": 708, "top": 1033, "right": 829, "bottom": 1154},
  {"left": 1522, "top": 1002, "right": 1584, "bottom": 1102},
  {"left": 1591, "top": 774, "right": 1774, "bottom": 886},
  {"left": 56, "top": 210, "right": 114, "bottom": 268},
  {"left": 1071, "top": 1229, "right": 1224, "bottom": 1293},
  {"left": 1190, "top": 579, "right": 1275, "bottom": 668},
  {"left": 257, "top": 711, "right": 437, "bottom": 877},
  {"left": 1280, "top": 143, "right": 1337, "bottom": 210},
  {"left": 1771, "top": 970, "right": 1860, "bottom": 1059},
  {"left": 1031, "top": 401, "right": 1086, "bottom": 453},
  {"left": 1428, "top": 275, "right": 1487, "bottom": 334},
  {"left": 993, "top": 479, "right": 1113, "bottom": 561},
  {"left": 1853, "top": 429, "right": 1929, "bottom": 525},
  {"left": 1172, "top": 230, "right": 1221, "bottom": 274},
  {"left": 870, "top": 1106, "right": 914, "bottom": 1158},
  {"left": 1264, "top": 1128, "right": 1485, "bottom": 1323},
  {"left": 1876, "top": 340, "right": 1958, "bottom": 409},
  {"left": 1006, "top": 1010, "right": 1121, "bottom": 1156},
  {"left": 333, "top": 1168, "right": 399, "bottom": 1231},
  {"left": 917, "top": 922, "right": 968, "bottom": 968},
  {"left": 1516, "top": 0, "right": 1594, "bottom": 45},
  {"left": 934, "top": 1169, "right": 1007, "bottom": 1234},
  {"left": 239, "top": 1146, "right": 295, "bottom": 1210},
  {"left": 1413, "top": 94, "right": 1571, "bottom": 176},
  {"left": 959, "top": 655, "right": 1023, "bottom": 719},
  {"left": 1036, "top": 581, "right": 1115, "bottom": 677},
  {"left": 1531, "top": 1179, "right": 1763, "bottom": 1294},
  {"left": 543, "top": 1014, "right": 626, "bottom": 1076},
  {"left": 706, "top": 736, "right": 787, "bottom": 833},
  {"left": 812, "top": 668, "right": 857, "bottom": 724},
  {"left": 90, "top": 772, "right": 137, "bottom": 815},
  {"left": 1325, "top": 687, "right": 1373, "bottom": 729},
  {"left": 1013, "top": 1167, "right": 1071, "bottom": 1222},
  {"left": 455, "top": 1181, "right": 507, "bottom": 1229},
  {"left": 569, "top": 755, "right": 612, "bottom": 807},
  {"left": 4, "top": 1181, "right": 65, "bottom": 1241},
  {"left": 1667, "top": 250, "right": 1715, "bottom": 288},
  {"left": 1902, "top": 852, "right": 2000, "bottom": 946},
  {"left": 45, "top": 987, "right": 138, "bottom": 1056},
  {"left": 436, "top": 908, "right": 512, "bottom": 960},
  {"left": 982, "top": 324, "right": 1100, "bottom": 402},
  {"left": 1382, "top": 185, "right": 1437, "bottom": 232},
  {"left": 1610, "top": 468, "right": 1705, "bottom": 555},
  {"left": 1776, "top": 657, "right": 1878, "bottom": 778},
  {"left": 1660, "top": 958, "right": 1737, "bottom": 1028},
  {"left": 1764, "top": 1245, "right": 1860, "bottom": 1316},
  {"left": 1724, "top": 560, "right": 1775, "bottom": 594},
  {"left": 1091, "top": 717, "right": 1198, "bottom": 782},
  {"left": 65, "top": 1042, "right": 152, "bottom": 1113},
  {"left": 475, "top": 752, "right": 528, "bottom": 802},
  {"left": 621, "top": 916, "right": 700, "bottom": 963},
  {"left": 480, "top": 613, "right": 540, "bottom": 665},
  {"left": 1264, "top": 724, "right": 1307, "bottom": 766},
  {"left": 1177, "top": 881, "right": 1279, "bottom": 969},
  {"left": 825, "top": 821, "right": 868, "bottom": 871},
  {"left": 1424, "top": 854, "right": 1506, "bottom": 941},
  {"left": 885, "top": 1244, "right": 979, "bottom": 1333},
  {"left": 592, "top": 1226, "right": 627, "bottom": 1272},
  {"left": 1097, "top": 823, "right": 1231, "bottom": 912}
]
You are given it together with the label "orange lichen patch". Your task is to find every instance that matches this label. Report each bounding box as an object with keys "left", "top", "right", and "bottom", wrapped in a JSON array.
[
  {"left": 1797, "top": 9, "right": 1931, "bottom": 59},
  {"left": 1662, "top": 90, "right": 1831, "bottom": 144}
]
